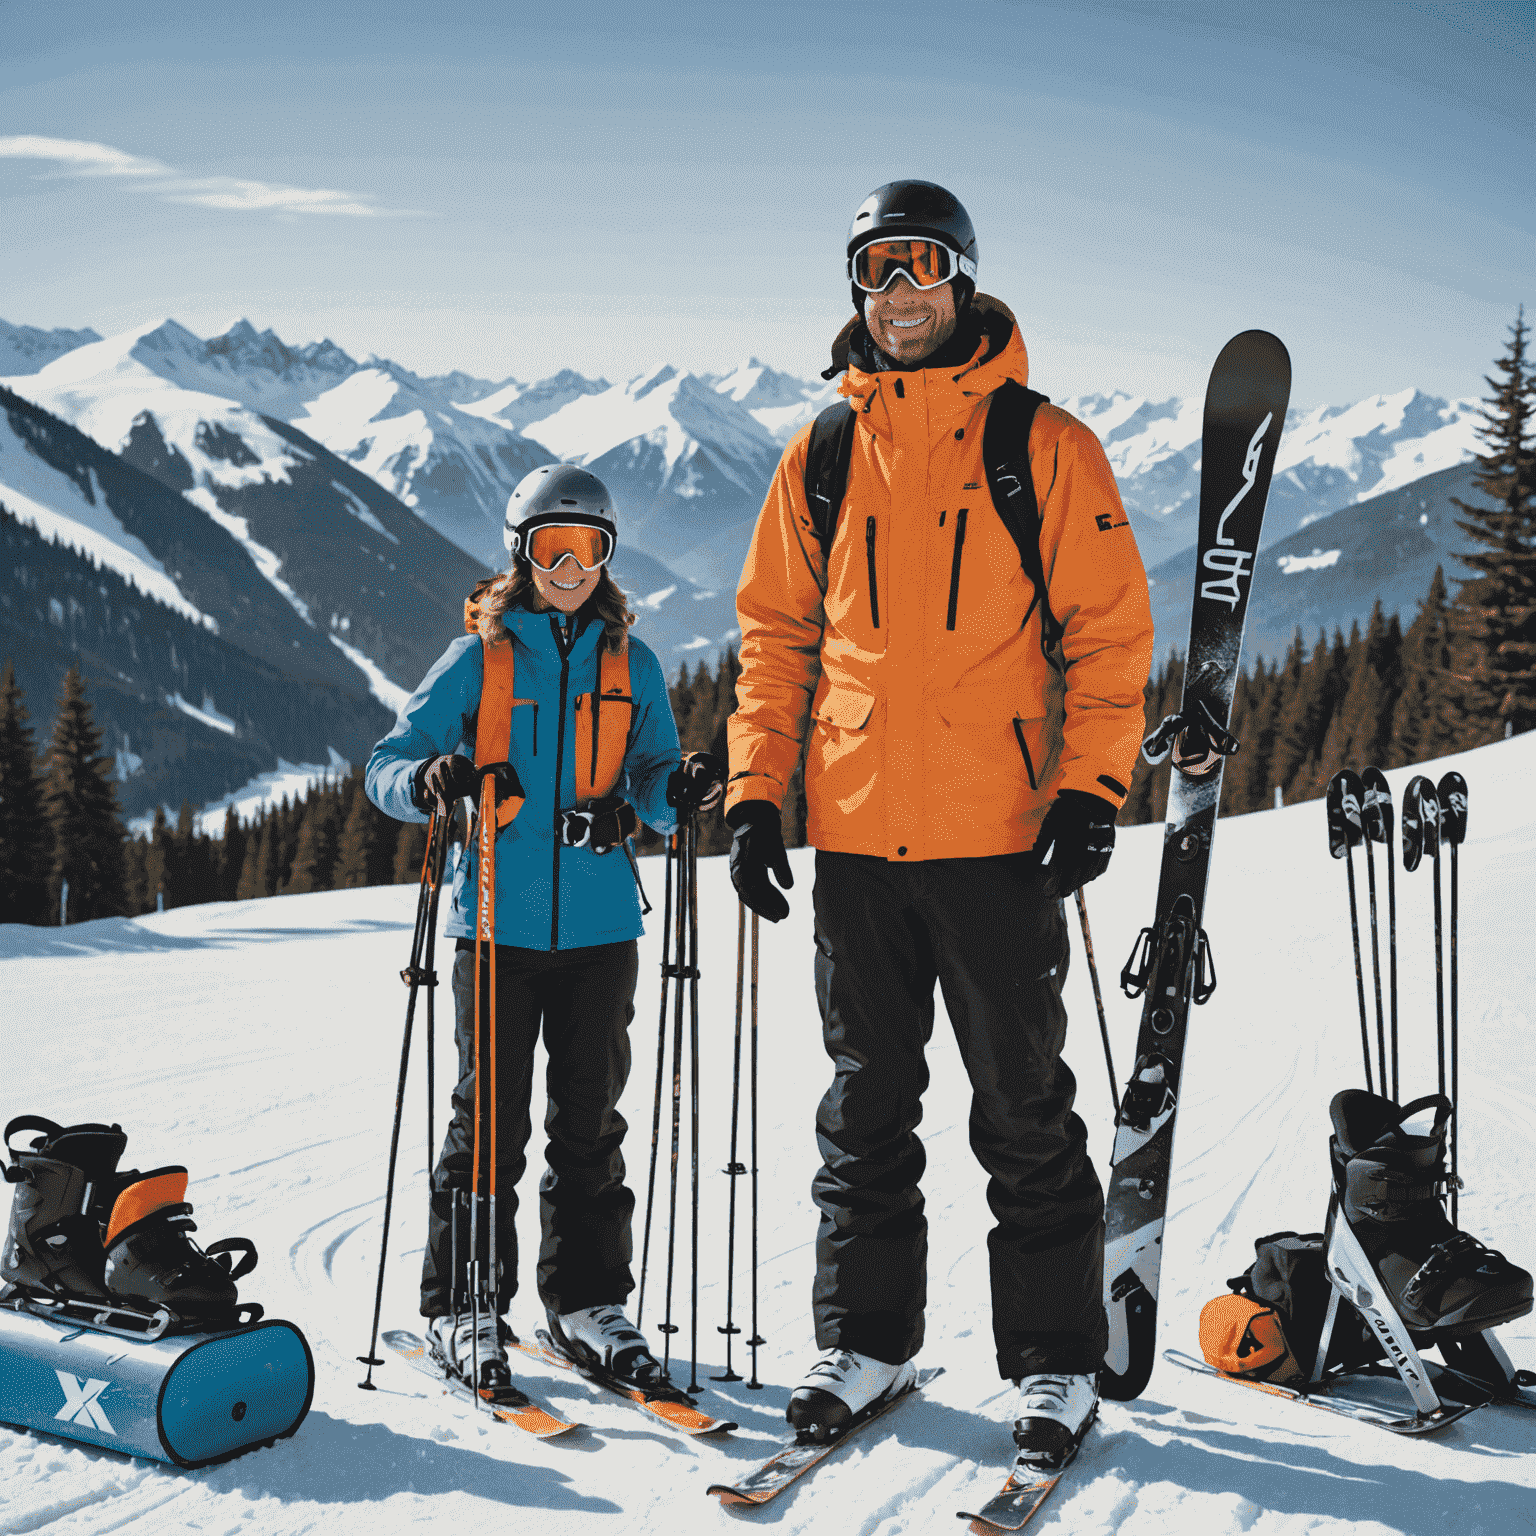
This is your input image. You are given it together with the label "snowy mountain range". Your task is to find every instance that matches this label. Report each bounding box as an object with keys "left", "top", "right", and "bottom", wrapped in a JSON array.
[{"left": 0, "top": 314, "right": 1490, "bottom": 817}]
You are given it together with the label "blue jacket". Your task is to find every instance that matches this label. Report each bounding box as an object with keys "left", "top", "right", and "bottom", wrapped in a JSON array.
[{"left": 366, "top": 609, "right": 680, "bottom": 950}]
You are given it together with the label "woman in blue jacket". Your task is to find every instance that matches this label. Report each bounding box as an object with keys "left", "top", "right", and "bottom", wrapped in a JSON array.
[{"left": 367, "top": 464, "right": 721, "bottom": 1395}]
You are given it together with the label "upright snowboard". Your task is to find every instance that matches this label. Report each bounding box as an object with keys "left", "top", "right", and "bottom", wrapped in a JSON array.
[{"left": 1102, "top": 330, "right": 1291, "bottom": 1402}]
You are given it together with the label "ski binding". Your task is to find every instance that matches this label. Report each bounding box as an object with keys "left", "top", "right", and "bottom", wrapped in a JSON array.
[
  {"left": 707, "top": 1366, "right": 942, "bottom": 1506},
  {"left": 383, "top": 1328, "right": 579, "bottom": 1437}
]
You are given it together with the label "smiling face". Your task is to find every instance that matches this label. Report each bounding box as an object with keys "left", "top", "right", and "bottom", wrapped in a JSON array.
[
  {"left": 862, "top": 273, "right": 959, "bottom": 365},
  {"left": 529, "top": 554, "right": 601, "bottom": 613}
]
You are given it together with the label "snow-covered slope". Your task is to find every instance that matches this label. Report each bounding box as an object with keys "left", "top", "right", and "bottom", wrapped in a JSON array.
[
  {"left": 3, "top": 730, "right": 1532, "bottom": 1533},
  {"left": 3, "top": 326, "right": 492, "bottom": 697}
]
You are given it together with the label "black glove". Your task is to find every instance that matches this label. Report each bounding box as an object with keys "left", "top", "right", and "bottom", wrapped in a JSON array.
[
  {"left": 666, "top": 751, "right": 725, "bottom": 817},
  {"left": 725, "top": 800, "right": 793, "bottom": 922},
  {"left": 559, "top": 796, "right": 638, "bottom": 855},
  {"left": 1030, "top": 789, "right": 1118, "bottom": 898},
  {"left": 413, "top": 752, "right": 481, "bottom": 809}
]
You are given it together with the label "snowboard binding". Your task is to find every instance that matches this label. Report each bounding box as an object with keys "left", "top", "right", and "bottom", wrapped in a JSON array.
[{"left": 2, "top": 1116, "right": 262, "bottom": 1340}]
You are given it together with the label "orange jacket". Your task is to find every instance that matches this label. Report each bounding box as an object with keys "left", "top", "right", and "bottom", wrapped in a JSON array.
[{"left": 725, "top": 296, "right": 1154, "bottom": 863}]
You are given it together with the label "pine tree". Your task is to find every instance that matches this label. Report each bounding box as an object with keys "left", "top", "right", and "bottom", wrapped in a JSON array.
[
  {"left": 40, "top": 665, "right": 126, "bottom": 923},
  {"left": 217, "top": 807, "right": 245, "bottom": 902},
  {"left": 334, "top": 778, "right": 383, "bottom": 888},
  {"left": 122, "top": 835, "right": 149, "bottom": 915},
  {"left": 1241, "top": 633, "right": 1303, "bottom": 808},
  {"left": 0, "top": 658, "right": 50, "bottom": 923},
  {"left": 286, "top": 790, "right": 341, "bottom": 894},
  {"left": 144, "top": 805, "right": 169, "bottom": 910},
  {"left": 236, "top": 816, "right": 275, "bottom": 901},
  {"left": 393, "top": 819, "right": 429, "bottom": 883},
  {"left": 1451, "top": 307, "right": 1536, "bottom": 739},
  {"left": 1391, "top": 567, "right": 1457, "bottom": 767}
]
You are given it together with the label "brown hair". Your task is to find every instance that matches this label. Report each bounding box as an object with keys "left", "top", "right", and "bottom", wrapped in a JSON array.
[{"left": 472, "top": 562, "right": 635, "bottom": 654}]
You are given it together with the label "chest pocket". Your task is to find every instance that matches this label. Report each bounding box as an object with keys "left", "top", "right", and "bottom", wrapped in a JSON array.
[{"left": 573, "top": 645, "right": 633, "bottom": 801}]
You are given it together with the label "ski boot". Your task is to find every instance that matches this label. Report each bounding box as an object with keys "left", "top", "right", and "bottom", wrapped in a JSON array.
[
  {"left": 428, "top": 1311, "right": 513, "bottom": 1391},
  {"left": 2, "top": 1115, "right": 128, "bottom": 1301},
  {"left": 549, "top": 1304, "right": 666, "bottom": 1387},
  {"left": 103, "top": 1167, "right": 258, "bottom": 1325},
  {"left": 786, "top": 1346, "right": 916, "bottom": 1443},
  {"left": 1010, "top": 1372, "right": 1099, "bottom": 1468},
  {"left": 1329, "top": 1091, "right": 1532, "bottom": 1336}
]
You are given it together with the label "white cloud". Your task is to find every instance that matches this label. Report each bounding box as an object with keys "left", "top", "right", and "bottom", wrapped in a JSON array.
[
  {"left": 0, "top": 134, "right": 169, "bottom": 177},
  {"left": 0, "top": 134, "right": 408, "bottom": 218}
]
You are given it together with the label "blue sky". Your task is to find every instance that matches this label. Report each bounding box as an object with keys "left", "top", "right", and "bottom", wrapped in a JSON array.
[{"left": 3, "top": 1, "right": 1531, "bottom": 406}]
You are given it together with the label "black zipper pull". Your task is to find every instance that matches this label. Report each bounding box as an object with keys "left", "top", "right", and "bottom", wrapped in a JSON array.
[{"left": 865, "top": 515, "right": 880, "bottom": 629}]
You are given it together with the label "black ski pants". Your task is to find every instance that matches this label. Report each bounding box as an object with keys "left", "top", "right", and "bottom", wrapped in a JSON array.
[
  {"left": 810, "top": 850, "right": 1107, "bottom": 1379},
  {"left": 420, "top": 938, "right": 639, "bottom": 1320}
]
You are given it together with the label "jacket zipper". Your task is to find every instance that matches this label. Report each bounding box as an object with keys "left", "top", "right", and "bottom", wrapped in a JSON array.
[
  {"left": 946, "top": 507, "right": 969, "bottom": 631},
  {"left": 865, "top": 515, "right": 880, "bottom": 629},
  {"left": 550, "top": 615, "right": 575, "bottom": 951},
  {"left": 1013, "top": 717, "right": 1038, "bottom": 790}
]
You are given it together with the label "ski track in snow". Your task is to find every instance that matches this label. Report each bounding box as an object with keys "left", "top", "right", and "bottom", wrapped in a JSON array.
[{"left": 3, "top": 734, "right": 1535, "bottom": 1535}]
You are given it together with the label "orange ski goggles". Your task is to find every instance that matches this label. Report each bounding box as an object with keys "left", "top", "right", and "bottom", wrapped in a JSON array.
[
  {"left": 523, "top": 523, "right": 614, "bottom": 573},
  {"left": 850, "top": 237, "right": 975, "bottom": 294}
]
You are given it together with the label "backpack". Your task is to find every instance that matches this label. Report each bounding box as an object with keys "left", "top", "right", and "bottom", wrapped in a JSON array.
[
  {"left": 1200, "top": 1231, "right": 1382, "bottom": 1384},
  {"left": 802, "top": 377, "right": 1063, "bottom": 655}
]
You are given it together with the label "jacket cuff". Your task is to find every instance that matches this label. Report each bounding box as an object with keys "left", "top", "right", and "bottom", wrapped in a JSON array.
[
  {"left": 1058, "top": 763, "right": 1130, "bottom": 811},
  {"left": 723, "top": 771, "right": 784, "bottom": 817}
]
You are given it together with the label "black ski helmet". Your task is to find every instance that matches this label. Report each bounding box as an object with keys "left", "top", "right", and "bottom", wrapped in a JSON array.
[
  {"left": 846, "top": 180, "right": 978, "bottom": 314},
  {"left": 503, "top": 463, "right": 618, "bottom": 563}
]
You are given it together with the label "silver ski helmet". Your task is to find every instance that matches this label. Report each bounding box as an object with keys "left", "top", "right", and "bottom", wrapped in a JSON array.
[
  {"left": 503, "top": 463, "right": 618, "bottom": 565},
  {"left": 846, "top": 179, "right": 978, "bottom": 313}
]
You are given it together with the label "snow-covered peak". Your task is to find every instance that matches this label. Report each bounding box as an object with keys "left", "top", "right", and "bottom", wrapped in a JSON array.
[
  {"left": 706, "top": 357, "right": 839, "bottom": 442},
  {"left": 521, "top": 364, "right": 777, "bottom": 473},
  {"left": 0, "top": 318, "right": 103, "bottom": 377},
  {"left": 204, "top": 318, "right": 359, "bottom": 383},
  {"left": 455, "top": 369, "right": 609, "bottom": 433}
]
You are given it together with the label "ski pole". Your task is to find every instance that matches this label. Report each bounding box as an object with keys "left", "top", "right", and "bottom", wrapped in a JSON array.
[
  {"left": 1358, "top": 782, "right": 1388, "bottom": 1094},
  {"left": 1401, "top": 775, "right": 1439, "bottom": 1123},
  {"left": 636, "top": 833, "right": 676, "bottom": 1328},
  {"left": 1326, "top": 771, "right": 1372, "bottom": 1093},
  {"left": 1074, "top": 888, "right": 1119, "bottom": 1118},
  {"left": 713, "top": 902, "right": 748, "bottom": 1383},
  {"left": 747, "top": 908, "right": 765, "bottom": 1391},
  {"left": 686, "top": 815, "right": 702, "bottom": 1394},
  {"left": 660, "top": 821, "right": 690, "bottom": 1373},
  {"left": 359, "top": 801, "right": 449, "bottom": 1390},
  {"left": 1438, "top": 771, "right": 1466, "bottom": 1226},
  {"left": 1362, "top": 768, "right": 1398, "bottom": 1100}
]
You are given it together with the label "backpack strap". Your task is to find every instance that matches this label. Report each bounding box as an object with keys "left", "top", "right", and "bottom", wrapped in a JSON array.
[
  {"left": 576, "top": 640, "right": 634, "bottom": 801},
  {"left": 802, "top": 400, "right": 858, "bottom": 585},
  {"left": 475, "top": 639, "right": 526, "bottom": 828},
  {"left": 982, "top": 378, "right": 1063, "bottom": 658}
]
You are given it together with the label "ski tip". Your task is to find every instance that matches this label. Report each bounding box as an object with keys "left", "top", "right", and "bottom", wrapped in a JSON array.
[
  {"left": 646, "top": 1398, "right": 736, "bottom": 1433},
  {"left": 707, "top": 1484, "right": 764, "bottom": 1505},
  {"left": 499, "top": 1407, "right": 582, "bottom": 1437}
]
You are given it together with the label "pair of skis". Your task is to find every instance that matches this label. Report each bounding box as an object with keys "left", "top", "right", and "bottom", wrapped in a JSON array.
[
  {"left": 707, "top": 1367, "right": 1076, "bottom": 1535},
  {"left": 382, "top": 1322, "right": 738, "bottom": 1438}
]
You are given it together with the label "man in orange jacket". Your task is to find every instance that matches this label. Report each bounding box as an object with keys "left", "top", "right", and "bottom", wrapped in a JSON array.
[{"left": 725, "top": 180, "right": 1154, "bottom": 1466}]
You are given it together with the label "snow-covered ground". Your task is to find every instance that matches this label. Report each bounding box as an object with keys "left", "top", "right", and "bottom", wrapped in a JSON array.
[{"left": 2, "top": 731, "right": 1533, "bottom": 1535}]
